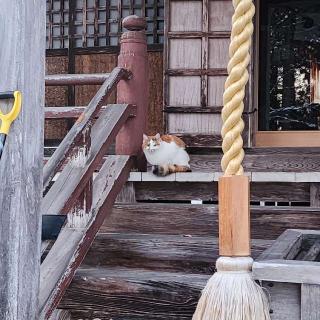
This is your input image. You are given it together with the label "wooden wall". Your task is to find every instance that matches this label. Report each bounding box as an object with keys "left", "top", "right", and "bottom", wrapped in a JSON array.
[
  {"left": 164, "top": 0, "right": 252, "bottom": 147},
  {"left": 45, "top": 50, "right": 163, "bottom": 140}
]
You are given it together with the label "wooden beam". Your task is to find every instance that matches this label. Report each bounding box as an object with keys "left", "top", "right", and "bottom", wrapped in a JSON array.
[
  {"left": 45, "top": 73, "right": 110, "bottom": 86},
  {"left": 102, "top": 204, "right": 320, "bottom": 240},
  {"left": 253, "top": 259, "right": 320, "bottom": 284},
  {"left": 40, "top": 156, "right": 132, "bottom": 319},
  {"left": 0, "top": 1, "right": 45, "bottom": 318},
  {"left": 43, "top": 67, "right": 130, "bottom": 189},
  {"left": 219, "top": 176, "right": 251, "bottom": 256}
]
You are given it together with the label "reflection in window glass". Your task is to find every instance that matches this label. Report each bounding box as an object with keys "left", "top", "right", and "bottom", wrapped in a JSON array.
[{"left": 259, "top": 0, "right": 320, "bottom": 131}]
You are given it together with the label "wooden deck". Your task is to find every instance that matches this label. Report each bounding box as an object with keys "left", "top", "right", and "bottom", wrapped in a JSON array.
[{"left": 56, "top": 203, "right": 320, "bottom": 319}]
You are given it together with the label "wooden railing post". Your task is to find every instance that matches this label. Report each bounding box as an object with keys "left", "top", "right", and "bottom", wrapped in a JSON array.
[{"left": 116, "top": 15, "right": 148, "bottom": 170}]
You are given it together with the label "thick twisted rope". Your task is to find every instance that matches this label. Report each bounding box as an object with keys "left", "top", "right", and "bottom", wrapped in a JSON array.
[{"left": 221, "top": 0, "right": 255, "bottom": 175}]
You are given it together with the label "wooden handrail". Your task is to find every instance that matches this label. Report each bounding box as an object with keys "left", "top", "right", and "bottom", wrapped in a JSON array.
[
  {"left": 40, "top": 16, "right": 148, "bottom": 320},
  {"left": 43, "top": 67, "right": 131, "bottom": 189},
  {"left": 45, "top": 73, "right": 111, "bottom": 86}
]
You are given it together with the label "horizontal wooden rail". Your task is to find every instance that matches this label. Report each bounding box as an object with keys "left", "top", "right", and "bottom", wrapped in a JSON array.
[
  {"left": 45, "top": 73, "right": 111, "bottom": 86},
  {"left": 45, "top": 106, "right": 111, "bottom": 119},
  {"left": 43, "top": 67, "right": 131, "bottom": 190}
]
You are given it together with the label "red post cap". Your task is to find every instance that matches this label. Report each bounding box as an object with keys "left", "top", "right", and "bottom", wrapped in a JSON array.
[{"left": 122, "top": 15, "right": 146, "bottom": 31}]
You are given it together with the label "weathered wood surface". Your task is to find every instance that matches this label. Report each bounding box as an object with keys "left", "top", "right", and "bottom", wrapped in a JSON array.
[
  {"left": 45, "top": 73, "right": 110, "bottom": 86},
  {"left": 134, "top": 181, "right": 310, "bottom": 202},
  {"left": 302, "top": 240, "right": 320, "bottom": 261},
  {"left": 49, "top": 309, "right": 72, "bottom": 320},
  {"left": 186, "top": 151, "right": 320, "bottom": 173},
  {"left": 164, "top": 0, "right": 237, "bottom": 142},
  {"left": 257, "top": 229, "right": 303, "bottom": 261},
  {"left": 45, "top": 106, "right": 87, "bottom": 119},
  {"left": 82, "top": 233, "right": 272, "bottom": 274},
  {"left": 254, "top": 259, "right": 320, "bottom": 285},
  {"left": 116, "top": 182, "right": 136, "bottom": 203},
  {"left": 264, "top": 282, "right": 300, "bottom": 320},
  {"left": 43, "top": 67, "right": 131, "bottom": 189},
  {"left": 42, "top": 104, "right": 134, "bottom": 217},
  {"left": 102, "top": 204, "right": 320, "bottom": 240},
  {"left": 301, "top": 284, "right": 320, "bottom": 320},
  {"left": 310, "top": 183, "right": 320, "bottom": 207},
  {"left": 40, "top": 156, "right": 132, "bottom": 319},
  {"left": 0, "top": 1, "right": 45, "bottom": 319},
  {"left": 59, "top": 267, "right": 208, "bottom": 319}
]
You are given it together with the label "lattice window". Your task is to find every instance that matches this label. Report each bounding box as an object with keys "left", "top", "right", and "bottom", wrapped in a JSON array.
[
  {"left": 46, "top": 0, "right": 164, "bottom": 49},
  {"left": 46, "top": 0, "right": 69, "bottom": 49}
]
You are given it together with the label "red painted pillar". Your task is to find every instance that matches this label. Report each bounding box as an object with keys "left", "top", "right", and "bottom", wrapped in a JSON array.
[{"left": 116, "top": 15, "right": 148, "bottom": 170}]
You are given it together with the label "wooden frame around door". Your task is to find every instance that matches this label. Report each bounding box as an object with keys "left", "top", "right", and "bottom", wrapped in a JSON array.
[{"left": 253, "top": 0, "right": 320, "bottom": 148}]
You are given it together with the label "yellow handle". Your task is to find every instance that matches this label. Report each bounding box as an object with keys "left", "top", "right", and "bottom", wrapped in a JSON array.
[{"left": 0, "top": 91, "right": 22, "bottom": 134}]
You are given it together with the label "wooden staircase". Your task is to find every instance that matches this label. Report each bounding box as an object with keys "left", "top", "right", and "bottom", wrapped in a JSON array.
[{"left": 52, "top": 202, "right": 320, "bottom": 319}]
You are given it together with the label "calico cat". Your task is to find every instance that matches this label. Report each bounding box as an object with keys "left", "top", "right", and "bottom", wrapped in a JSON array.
[{"left": 142, "top": 133, "right": 191, "bottom": 176}]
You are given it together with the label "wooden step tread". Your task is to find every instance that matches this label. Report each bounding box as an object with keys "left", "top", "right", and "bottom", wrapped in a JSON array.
[
  {"left": 60, "top": 267, "right": 208, "bottom": 319},
  {"left": 102, "top": 204, "right": 320, "bottom": 240},
  {"left": 82, "top": 233, "right": 273, "bottom": 274}
]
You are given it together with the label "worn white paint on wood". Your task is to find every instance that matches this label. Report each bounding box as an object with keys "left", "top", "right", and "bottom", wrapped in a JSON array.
[
  {"left": 170, "top": 1, "right": 203, "bottom": 32},
  {"left": 208, "top": 76, "right": 227, "bottom": 106},
  {"left": 209, "top": 38, "right": 230, "bottom": 68},
  {"left": 0, "top": 1, "right": 45, "bottom": 319},
  {"left": 169, "top": 39, "right": 202, "bottom": 69},
  {"left": 169, "top": 76, "right": 201, "bottom": 106},
  {"left": 301, "top": 284, "right": 320, "bottom": 320},
  {"left": 168, "top": 113, "right": 222, "bottom": 134},
  {"left": 209, "top": 0, "right": 233, "bottom": 31}
]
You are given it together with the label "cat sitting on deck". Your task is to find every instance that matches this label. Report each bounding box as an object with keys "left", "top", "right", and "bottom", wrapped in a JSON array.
[{"left": 142, "top": 133, "right": 191, "bottom": 176}]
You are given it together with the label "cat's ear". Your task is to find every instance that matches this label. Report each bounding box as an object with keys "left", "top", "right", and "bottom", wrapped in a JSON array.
[
  {"left": 143, "top": 134, "right": 148, "bottom": 141},
  {"left": 155, "top": 133, "right": 161, "bottom": 140}
]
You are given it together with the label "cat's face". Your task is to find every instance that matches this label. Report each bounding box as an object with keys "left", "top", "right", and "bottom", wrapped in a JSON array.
[{"left": 143, "top": 133, "right": 161, "bottom": 152}]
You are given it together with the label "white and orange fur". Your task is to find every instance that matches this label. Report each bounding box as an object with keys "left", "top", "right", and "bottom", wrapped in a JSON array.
[{"left": 142, "top": 133, "right": 191, "bottom": 176}]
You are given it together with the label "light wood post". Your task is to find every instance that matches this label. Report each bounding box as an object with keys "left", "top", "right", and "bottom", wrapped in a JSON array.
[
  {"left": 115, "top": 15, "right": 148, "bottom": 170},
  {"left": 0, "top": 1, "right": 45, "bottom": 319},
  {"left": 219, "top": 175, "right": 251, "bottom": 256}
]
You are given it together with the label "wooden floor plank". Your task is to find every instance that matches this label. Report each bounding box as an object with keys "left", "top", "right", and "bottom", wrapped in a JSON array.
[
  {"left": 102, "top": 204, "right": 320, "bottom": 240},
  {"left": 82, "top": 233, "right": 273, "bottom": 274},
  {"left": 39, "top": 155, "right": 132, "bottom": 319},
  {"left": 59, "top": 267, "right": 208, "bottom": 320}
]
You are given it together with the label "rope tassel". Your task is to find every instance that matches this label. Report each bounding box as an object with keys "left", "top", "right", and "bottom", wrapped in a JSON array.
[{"left": 193, "top": 1, "right": 271, "bottom": 319}]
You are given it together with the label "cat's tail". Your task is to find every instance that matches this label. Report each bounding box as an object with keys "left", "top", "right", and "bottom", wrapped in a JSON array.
[{"left": 153, "top": 164, "right": 192, "bottom": 176}]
